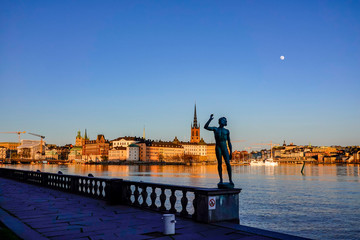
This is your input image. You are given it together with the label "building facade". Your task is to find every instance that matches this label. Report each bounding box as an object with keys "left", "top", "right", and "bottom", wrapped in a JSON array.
[
  {"left": 68, "top": 146, "right": 83, "bottom": 161},
  {"left": 17, "top": 140, "right": 45, "bottom": 159},
  {"left": 0, "top": 142, "right": 20, "bottom": 151},
  {"left": 111, "top": 137, "right": 142, "bottom": 148},
  {"left": 75, "top": 130, "right": 89, "bottom": 147},
  {"left": 82, "top": 134, "right": 110, "bottom": 161},
  {"left": 0, "top": 146, "right": 6, "bottom": 159},
  {"left": 108, "top": 147, "right": 127, "bottom": 161},
  {"left": 127, "top": 144, "right": 140, "bottom": 161}
]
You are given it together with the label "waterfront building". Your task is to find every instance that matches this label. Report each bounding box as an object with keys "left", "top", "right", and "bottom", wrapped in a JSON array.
[
  {"left": 56, "top": 146, "right": 72, "bottom": 160},
  {"left": 45, "top": 149, "right": 59, "bottom": 160},
  {"left": 136, "top": 142, "right": 147, "bottom": 161},
  {"left": 108, "top": 147, "right": 127, "bottom": 161},
  {"left": 143, "top": 141, "right": 184, "bottom": 162},
  {"left": 0, "top": 142, "right": 20, "bottom": 151},
  {"left": 75, "top": 130, "right": 89, "bottom": 147},
  {"left": 0, "top": 146, "right": 6, "bottom": 159},
  {"left": 82, "top": 134, "right": 110, "bottom": 162},
  {"left": 68, "top": 146, "right": 83, "bottom": 161},
  {"left": 172, "top": 137, "right": 216, "bottom": 162},
  {"left": 127, "top": 144, "right": 140, "bottom": 161},
  {"left": 206, "top": 144, "right": 216, "bottom": 161},
  {"left": 312, "top": 146, "right": 337, "bottom": 154},
  {"left": 354, "top": 151, "right": 360, "bottom": 163},
  {"left": 111, "top": 136, "right": 143, "bottom": 148},
  {"left": 17, "top": 140, "right": 45, "bottom": 159},
  {"left": 232, "top": 150, "right": 249, "bottom": 162}
]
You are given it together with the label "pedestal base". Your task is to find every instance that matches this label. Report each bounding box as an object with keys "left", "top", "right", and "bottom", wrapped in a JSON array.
[{"left": 217, "top": 182, "right": 235, "bottom": 189}]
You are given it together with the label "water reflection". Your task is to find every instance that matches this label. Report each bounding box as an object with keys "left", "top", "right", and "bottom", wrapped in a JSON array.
[
  {"left": 1, "top": 163, "right": 359, "bottom": 182},
  {"left": 0, "top": 163, "right": 359, "bottom": 240}
]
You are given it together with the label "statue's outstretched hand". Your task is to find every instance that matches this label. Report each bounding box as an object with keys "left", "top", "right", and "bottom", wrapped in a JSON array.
[{"left": 210, "top": 114, "right": 214, "bottom": 120}]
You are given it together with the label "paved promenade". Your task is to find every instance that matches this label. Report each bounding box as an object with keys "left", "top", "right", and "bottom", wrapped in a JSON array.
[{"left": 0, "top": 177, "right": 307, "bottom": 240}]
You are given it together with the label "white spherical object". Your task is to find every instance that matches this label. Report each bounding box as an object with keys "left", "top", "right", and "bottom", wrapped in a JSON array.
[{"left": 280, "top": 56, "right": 285, "bottom": 60}]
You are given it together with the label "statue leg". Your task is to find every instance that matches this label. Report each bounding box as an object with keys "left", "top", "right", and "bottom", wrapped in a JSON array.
[
  {"left": 224, "top": 151, "right": 233, "bottom": 184},
  {"left": 216, "top": 148, "right": 223, "bottom": 183}
]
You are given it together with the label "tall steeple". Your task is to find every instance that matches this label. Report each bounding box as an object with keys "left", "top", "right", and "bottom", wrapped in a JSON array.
[
  {"left": 192, "top": 104, "right": 199, "bottom": 128},
  {"left": 84, "top": 129, "right": 89, "bottom": 140},
  {"left": 190, "top": 104, "right": 200, "bottom": 143}
]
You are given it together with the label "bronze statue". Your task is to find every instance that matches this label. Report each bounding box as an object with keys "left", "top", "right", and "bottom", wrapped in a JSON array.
[{"left": 204, "top": 114, "right": 234, "bottom": 188}]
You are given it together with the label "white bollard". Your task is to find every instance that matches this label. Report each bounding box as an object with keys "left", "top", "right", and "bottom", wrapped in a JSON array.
[{"left": 162, "top": 214, "right": 176, "bottom": 235}]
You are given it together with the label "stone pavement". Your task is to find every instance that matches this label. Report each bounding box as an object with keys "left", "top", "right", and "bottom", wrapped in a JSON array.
[{"left": 0, "top": 177, "right": 307, "bottom": 240}]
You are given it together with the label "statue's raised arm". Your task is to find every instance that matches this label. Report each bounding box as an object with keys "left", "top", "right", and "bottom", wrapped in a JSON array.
[{"left": 204, "top": 114, "right": 217, "bottom": 131}]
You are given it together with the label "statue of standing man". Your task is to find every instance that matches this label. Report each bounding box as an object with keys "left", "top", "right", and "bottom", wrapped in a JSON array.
[{"left": 204, "top": 114, "right": 234, "bottom": 188}]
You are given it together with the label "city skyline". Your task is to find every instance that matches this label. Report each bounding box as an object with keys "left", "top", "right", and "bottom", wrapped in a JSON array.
[{"left": 1, "top": 1, "right": 359, "bottom": 149}]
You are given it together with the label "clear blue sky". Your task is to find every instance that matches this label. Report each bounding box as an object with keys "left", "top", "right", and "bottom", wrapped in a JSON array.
[{"left": 1, "top": 0, "right": 359, "bottom": 150}]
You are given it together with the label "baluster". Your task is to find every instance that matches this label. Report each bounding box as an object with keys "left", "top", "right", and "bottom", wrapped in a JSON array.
[
  {"left": 169, "top": 189, "right": 177, "bottom": 213},
  {"left": 88, "top": 180, "right": 94, "bottom": 196},
  {"left": 180, "top": 190, "right": 189, "bottom": 216},
  {"left": 60, "top": 176, "right": 64, "bottom": 189},
  {"left": 141, "top": 186, "right": 148, "bottom": 208},
  {"left": 126, "top": 184, "right": 132, "bottom": 204},
  {"left": 133, "top": 185, "right": 140, "bottom": 206},
  {"left": 159, "top": 188, "right": 166, "bottom": 211},
  {"left": 55, "top": 176, "right": 59, "bottom": 188},
  {"left": 84, "top": 179, "right": 88, "bottom": 194},
  {"left": 99, "top": 181, "right": 104, "bottom": 198},
  {"left": 66, "top": 177, "right": 70, "bottom": 190},
  {"left": 59, "top": 176, "right": 62, "bottom": 188},
  {"left": 192, "top": 192, "right": 198, "bottom": 219},
  {"left": 150, "top": 186, "right": 157, "bottom": 209},
  {"left": 102, "top": 181, "right": 106, "bottom": 198},
  {"left": 93, "top": 180, "right": 98, "bottom": 197},
  {"left": 82, "top": 178, "right": 86, "bottom": 193}
]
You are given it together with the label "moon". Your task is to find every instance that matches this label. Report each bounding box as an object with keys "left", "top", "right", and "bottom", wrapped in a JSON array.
[{"left": 280, "top": 56, "right": 285, "bottom": 60}]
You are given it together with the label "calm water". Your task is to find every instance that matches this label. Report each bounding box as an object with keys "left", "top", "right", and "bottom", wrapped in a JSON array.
[{"left": 1, "top": 163, "right": 359, "bottom": 240}]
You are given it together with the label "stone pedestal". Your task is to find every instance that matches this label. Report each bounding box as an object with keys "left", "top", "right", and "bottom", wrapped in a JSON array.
[{"left": 194, "top": 188, "right": 241, "bottom": 223}]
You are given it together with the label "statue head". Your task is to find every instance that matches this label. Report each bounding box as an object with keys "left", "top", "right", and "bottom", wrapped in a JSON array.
[{"left": 218, "top": 117, "right": 227, "bottom": 126}]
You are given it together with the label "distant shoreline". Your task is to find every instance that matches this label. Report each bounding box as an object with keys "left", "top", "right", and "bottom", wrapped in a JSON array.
[{"left": 0, "top": 160, "right": 358, "bottom": 166}]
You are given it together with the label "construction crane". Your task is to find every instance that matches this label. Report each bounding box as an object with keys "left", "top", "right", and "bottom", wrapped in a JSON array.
[
  {"left": 252, "top": 141, "right": 280, "bottom": 159},
  {"left": 28, "top": 132, "right": 45, "bottom": 155},
  {"left": 0, "top": 131, "right": 26, "bottom": 143}
]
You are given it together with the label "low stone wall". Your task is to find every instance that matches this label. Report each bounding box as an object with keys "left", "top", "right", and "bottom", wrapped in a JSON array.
[{"left": 0, "top": 167, "right": 241, "bottom": 223}]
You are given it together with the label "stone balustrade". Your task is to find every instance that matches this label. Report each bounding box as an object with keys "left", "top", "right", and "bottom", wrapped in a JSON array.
[{"left": 0, "top": 167, "right": 241, "bottom": 223}]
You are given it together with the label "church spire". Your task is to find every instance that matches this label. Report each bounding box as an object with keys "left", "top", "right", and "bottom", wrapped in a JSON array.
[
  {"left": 192, "top": 104, "right": 199, "bottom": 128},
  {"left": 190, "top": 104, "right": 200, "bottom": 143},
  {"left": 84, "top": 129, "right": 89, "bottom": 140}
]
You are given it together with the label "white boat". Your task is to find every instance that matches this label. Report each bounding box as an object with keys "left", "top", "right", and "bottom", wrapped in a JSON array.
[
  {"left": 250, "top": 159, "right": 265, "bottom": 166},
  {"left": 264, "top": 158, "right": 278, "bottom": 166},
  {"left": 250, "top": 158, "right": 278, "bottom": 166}
]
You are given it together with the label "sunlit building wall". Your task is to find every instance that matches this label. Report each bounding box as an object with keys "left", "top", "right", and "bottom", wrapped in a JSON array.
[
  {"left": 45, "top": 149, "right": 59, "bottom": 160},
  {"left": 0, "top": 142, "right": 20, "bottom": 151},
  {"left": 82, "top": 134, "right": 110, "bottom": 162},
  {"left": 68, "top": 146, "right": 83, "bottom": 161},
  {"left": 0, "top": 147, "right": 6, "bottom": 159},
  {"left": 127, "top": 144, "right": 140, "bottom": 161},
  {"left": 109, "top": 147, "right": 127, "bottom": 161},
  {"left": 112, "top": 137, "right": 140, "bottom": 147},
  {"left": 17, "top": 140, "right": 45, "bottom": 159}
]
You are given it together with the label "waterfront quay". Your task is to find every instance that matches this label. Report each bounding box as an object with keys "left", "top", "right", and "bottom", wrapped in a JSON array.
[{"left": 0, "top": 168, "right": 309, "bottom": 240}]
